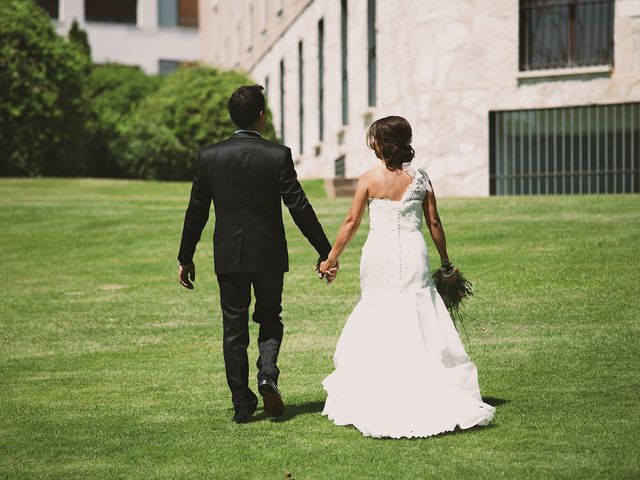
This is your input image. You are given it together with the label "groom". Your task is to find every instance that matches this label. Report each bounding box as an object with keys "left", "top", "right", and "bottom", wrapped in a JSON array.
[{"left": 177, "top": 85, "right": 335, "bottom": 423}]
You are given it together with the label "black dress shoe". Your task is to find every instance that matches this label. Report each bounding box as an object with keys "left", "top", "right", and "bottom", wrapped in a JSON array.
[
  {"left": 258, "top": 377, "right": 285, "bottom": 418},
  {"left": 232, "top": 400, "right": 257, "bottom": 424},
  {"left": 233, "top": 413, "right": 253, "bottom": 424}
]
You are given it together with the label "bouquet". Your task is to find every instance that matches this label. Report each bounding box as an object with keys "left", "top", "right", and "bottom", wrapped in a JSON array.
[{"left": 431, "top": 259, "right": 474, "bottom": 330}]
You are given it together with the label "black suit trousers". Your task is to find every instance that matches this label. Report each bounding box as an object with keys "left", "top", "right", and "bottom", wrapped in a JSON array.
[{"left": 217, "top": 271, "right": 284, "bottom": 409}]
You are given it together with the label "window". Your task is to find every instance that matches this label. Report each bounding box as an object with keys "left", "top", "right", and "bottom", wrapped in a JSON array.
[
  {"left": 341, "top": 0, "right": 348, "bottom": 125},
  {"left": 298, "top": 41, "right": 304, "bottom": 154},
  {"left": 36, "top": 0, "right": 58, "bottom": 19},
  {"left": 318, "top": 18, "right": 325, "bottom": 141},
  {"left": 159, "top": 60, "right": 181, "bottom": 75},
  {"left": 489, "top": 103, "right": 640, "bottom": 195},
  {"left": 178, "top": 0, "right": 198, "bottom": 27},
  {"left": 335, "top": 156, "right": 346, "bottom": 178},
  {"left": 280, "top": 59, "right": 285, "bottom": 143},
  {"left": 159, "top": 0, "right": 198, "bottom": 28},
  {"left": 367, "top": 0, "right": 376, "bottom": 107},
  {"left": 85, "top": 0, "right": 136, "bottom": 24},
  {"left": 519, "top": 0, "right": 614, "bottom": 71}
]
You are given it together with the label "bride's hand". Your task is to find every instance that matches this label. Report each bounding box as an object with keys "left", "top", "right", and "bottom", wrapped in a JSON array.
[
  {"left": 318, "top": 258, "right": 339, "bottom": 284},
  {"left": 443, "top": 267, "right": 459, "bottom": 284}
]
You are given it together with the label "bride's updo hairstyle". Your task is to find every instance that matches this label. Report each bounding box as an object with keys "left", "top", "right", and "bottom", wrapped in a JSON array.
[{"left": 366, "top": 116, "right": 415, "bottom": 171}]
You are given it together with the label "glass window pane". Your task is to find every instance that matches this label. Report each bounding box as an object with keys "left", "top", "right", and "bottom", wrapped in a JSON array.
[
  {"left": 85, "top": 0, "right": 136, "bottom": 24},
  {"left": 36, "top": 0, "right": 58, "bottom": 19}
]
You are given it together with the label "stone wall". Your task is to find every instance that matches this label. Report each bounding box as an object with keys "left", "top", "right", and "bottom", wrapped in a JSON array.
[{"left": 201, "top": 0, "right": 640, "bottom": 196}]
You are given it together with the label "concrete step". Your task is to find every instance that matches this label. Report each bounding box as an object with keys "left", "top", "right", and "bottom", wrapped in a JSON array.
[{"left": 324, "top": 178, "right": 358, "bottom": 198}]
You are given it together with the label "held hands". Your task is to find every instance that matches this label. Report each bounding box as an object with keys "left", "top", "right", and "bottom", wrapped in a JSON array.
[
  {"left": 316, "top": 257, "right": 339, "bottom": 284},
  {"left": 178, "top": 261, "right": 196, "bottom": 289}
]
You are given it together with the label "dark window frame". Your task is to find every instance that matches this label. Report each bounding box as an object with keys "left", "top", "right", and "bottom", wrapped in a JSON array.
[
  {"left": 36, "top": 0, "right": 59, "bottom": 19},
  {"left": 519, "top": 0, "right": 615, "bottom": 71},
  {"left": 298, "top": 40, "right": 304, "bottom": 155},
  {"left": 158, "top": 0, "right": 199, "bottom": 28},
  {"left": 367, "top": 0, "right": 376, "bottom": 107},
  {"left": 340, "top": 0, "right": 349, "bottom": 125},
  {"left": 85, "top": 0, "right": 137, "bottom": 24},
  {"left": 279, "top": 59, "right": 285, "bottom": 144},
  {"left": 318, "top": 18, "right": 325, "bottom": 142},
  {"left": 335, "top": 155, "right": 346, "bottom": 178},
  {"left": 489, "top": 102, "right": 639, "bottom": 195}
]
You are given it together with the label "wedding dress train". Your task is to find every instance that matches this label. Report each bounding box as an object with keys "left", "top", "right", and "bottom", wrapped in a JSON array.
[{"left": 321, "top": 164, "right": 495, "bottom": 438}]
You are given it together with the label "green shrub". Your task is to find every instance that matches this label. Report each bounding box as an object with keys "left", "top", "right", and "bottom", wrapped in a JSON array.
[
  {"left": 85, "top": 63, "right": 162, "bottom": 177},
  {"left": 118, "top": 66, "right": 277, "bottom": 180},
  {"left": 68, "top": 19, "right": 91, "bottom": 61},
  {"left": 0, "top": 0, "right": 89, "bottom": 176}
]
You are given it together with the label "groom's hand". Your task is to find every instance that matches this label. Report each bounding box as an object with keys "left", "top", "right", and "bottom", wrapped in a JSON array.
[{"left": 178, "top": 261, "right": 196, "bottom": 289}]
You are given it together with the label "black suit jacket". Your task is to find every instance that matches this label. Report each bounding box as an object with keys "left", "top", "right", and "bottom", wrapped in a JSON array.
[{"left": 177, "top": 131, "right": 331, "bottom": 274}]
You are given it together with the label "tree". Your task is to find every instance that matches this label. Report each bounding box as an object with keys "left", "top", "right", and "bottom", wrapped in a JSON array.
[
  {"left": 0, "top": 0, "right": 89, "bottom": 176},
  {"left": 68, "top": 19, "right": 91, "bottom": 60}
]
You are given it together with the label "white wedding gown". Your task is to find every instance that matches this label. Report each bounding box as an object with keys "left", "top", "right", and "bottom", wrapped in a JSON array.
[{"left": 322, "top": 164, "right": 495, "bottom": 438}]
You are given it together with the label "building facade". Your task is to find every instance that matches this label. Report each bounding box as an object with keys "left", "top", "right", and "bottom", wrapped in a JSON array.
[
  {"left": 200, "top": 0, "right": 640, "bottom": 196},
  {"left": 38, "top": 0, "right": 200, "bottom": 74}
]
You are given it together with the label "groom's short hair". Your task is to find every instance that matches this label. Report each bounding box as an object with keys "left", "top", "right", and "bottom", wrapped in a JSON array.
[{"left": 228, "top": 85, "right": 265, "bottom": 129}]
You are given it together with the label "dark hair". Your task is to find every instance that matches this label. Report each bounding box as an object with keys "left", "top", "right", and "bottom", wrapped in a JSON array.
[
  {"left": 366, "top": 116, "right": 415, "bottom": 170},
  {"left": 228, "top": 85, "right": 265, "bottom": 129}
]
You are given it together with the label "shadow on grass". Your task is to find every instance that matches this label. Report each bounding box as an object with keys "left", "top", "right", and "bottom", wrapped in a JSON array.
[
  {"left": 483, "top": 396, "right": 508, "bottom": 407},
  {"left": 252, "top": 400, "right": 325, "bottom": 422},
  {"left": 253, "top": 397, "right": 508, "bottom": 424}
]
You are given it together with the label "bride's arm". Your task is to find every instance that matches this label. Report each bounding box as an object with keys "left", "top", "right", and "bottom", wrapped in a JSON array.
[
  {"left": 423, "top": 182, "right": 450, "bottom": 261},
  {"left": 319, "top": 176, "right": 369, "bottom": 273}
]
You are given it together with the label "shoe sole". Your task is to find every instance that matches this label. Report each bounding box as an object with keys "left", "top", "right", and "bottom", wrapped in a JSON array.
[{"left": 258, "top": 384, "right": 285, "bottom": 418}]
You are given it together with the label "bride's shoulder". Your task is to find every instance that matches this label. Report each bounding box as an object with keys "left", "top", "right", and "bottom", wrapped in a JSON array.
[{"left": 357, "top": 167, "right": 381, "bottom": 186}]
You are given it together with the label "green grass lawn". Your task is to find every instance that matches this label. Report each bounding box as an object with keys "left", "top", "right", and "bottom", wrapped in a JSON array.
[{"left": 1, "top": 178, "right": 639, "bottom": 479}]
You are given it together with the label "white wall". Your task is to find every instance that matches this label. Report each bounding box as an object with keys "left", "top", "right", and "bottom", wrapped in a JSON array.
[
  {"left": 251, "top": 0, "right": 374, "bottom": 180},
  {"left": 205, "top": 0, "right": 640, "bottom": 196},
  {"left": 54, "top": 0, "right": 200, "bottom": 74},
  {"left": 389, "top": 0, "right": 640, "bottom": 196}
]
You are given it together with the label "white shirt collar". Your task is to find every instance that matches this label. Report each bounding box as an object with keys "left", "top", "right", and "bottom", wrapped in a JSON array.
[{"left": 234, "top": 129, "right": 262, "bottom": 136}]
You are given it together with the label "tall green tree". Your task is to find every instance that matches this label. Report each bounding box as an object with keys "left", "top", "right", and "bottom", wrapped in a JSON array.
[
  {"left": 68, "top": 19, "right": 91, "bottom": 61},
  {"left": 0, "top": 0, "right": 89, "bottom": 176}
]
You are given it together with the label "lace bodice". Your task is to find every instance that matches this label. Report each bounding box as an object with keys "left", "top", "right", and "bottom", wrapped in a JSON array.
[
  {"left": 368, "top": 164, "right": 432, "bottom": 233},
  {"left": 360, "top": 164, "right": 433, "bottom": 294}
]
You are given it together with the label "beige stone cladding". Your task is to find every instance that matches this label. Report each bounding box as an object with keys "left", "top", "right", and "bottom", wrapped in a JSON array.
[{"left": 200, "top": 0, "right": 640, "bottom": 196}]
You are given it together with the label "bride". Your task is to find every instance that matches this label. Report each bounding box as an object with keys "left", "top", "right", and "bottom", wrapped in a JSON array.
[{"left": 318, "top": 116, "right": 495, "bottom": 439}]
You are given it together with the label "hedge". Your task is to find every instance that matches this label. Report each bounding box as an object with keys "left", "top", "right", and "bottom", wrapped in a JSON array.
[{"left": 117, "top": 66, "right": 277, "bottom": 180}]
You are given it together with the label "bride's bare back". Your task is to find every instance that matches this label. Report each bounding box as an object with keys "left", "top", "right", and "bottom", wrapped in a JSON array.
[{"left": 363, "top": 165, "right": 415, "bottom": 202}]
